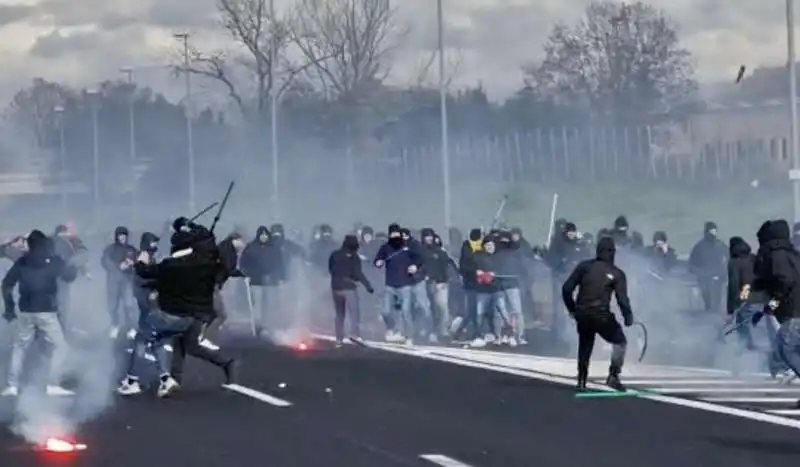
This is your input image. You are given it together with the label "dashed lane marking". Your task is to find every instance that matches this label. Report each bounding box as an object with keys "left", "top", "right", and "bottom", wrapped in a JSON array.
[
  {"left": 222, "top": 383, "right": 293, "bottom": 407},
  {"left": 420, "top": 453, "right": 476, "bottom": 467}
]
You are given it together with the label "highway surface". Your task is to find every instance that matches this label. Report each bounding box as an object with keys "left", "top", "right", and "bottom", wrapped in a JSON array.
[{"left": 2, "top": 335, "right": 800, "bottom": 467}]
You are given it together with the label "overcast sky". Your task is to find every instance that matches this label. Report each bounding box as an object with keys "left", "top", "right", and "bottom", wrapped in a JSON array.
[{"left": 0, "top": 0, "right": 789, "bottom": 105}]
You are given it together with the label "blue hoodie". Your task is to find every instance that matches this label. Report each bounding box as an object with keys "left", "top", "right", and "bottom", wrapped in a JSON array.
[{"left": 374, "top": 238, "right": 423, "bottom": 288}]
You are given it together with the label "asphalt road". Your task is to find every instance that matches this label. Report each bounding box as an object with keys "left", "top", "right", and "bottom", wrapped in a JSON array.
[{"left": 1, "top": 337, "right": 799, "bottom": 467}]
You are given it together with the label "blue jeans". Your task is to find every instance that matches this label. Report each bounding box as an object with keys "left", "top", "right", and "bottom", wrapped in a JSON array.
[
  {"left": 775, "top": 318, "right": 800, "bottom": 378},
  {"left": 383, "top": 285, "right": 412, "bottom": 337},
  {"left": 410, "top": 281, "right": 432, "bottom": 335},
  {"left": 504, "top": 287, "right": 524, "bottom": 338},
  {"left": 128, "top": 308, "right": 192, "bottom": 377},
  {"left": 476, "top": 291, "right": 507, "bottom": 338},
  {"left": 736, "top": 304, "right": 786, "bottom": 374}
]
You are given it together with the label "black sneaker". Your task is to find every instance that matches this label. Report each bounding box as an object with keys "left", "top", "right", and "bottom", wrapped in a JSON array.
[{"left": 606, "top": 374, "right": 626, "bottom": 392}]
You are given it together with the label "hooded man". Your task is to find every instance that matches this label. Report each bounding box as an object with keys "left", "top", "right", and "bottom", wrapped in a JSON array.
[
  {"left": 309, "top": 224, "right": 338, "bottom": 272},
  {"left": 206, "top": 231, "right": 246, "bottom": 343},
  {"left": 329, "top": 234, "right": 374, "bottom": 346},
  {"left": 1, "top": 230, "right": 78, "bottom": 396},
  {"left": 374, "top": 223, "right": 423, "bottom": 344},
  {"left": 726, "top": 236, "right": 763, "bottom": 354},
  {"left": 689, "top": 221, "right": 728, "bottom": 314},
  {"left": 421, "top": 228, "right": 459, "bottom": 340},
  {"left": 545, "top": 221, "right": 590, "bottom": 346},
  {"left": 562, "top": 237, "right": 634, "bottom": 392},
  {"left": 133, "top": 219, "right": 237, "bottom": 398},
  {"left": 52, "top": 223, "right": 89, "bottom": 331},
  {"left": 101, "top": 226, "right": 139, "bottom": 339},
  {"left": 240, "top": 226, "right": 277, "bottom": 337},
  {"left": 752, "top": 220, "right": 800, "bottom": 395}
]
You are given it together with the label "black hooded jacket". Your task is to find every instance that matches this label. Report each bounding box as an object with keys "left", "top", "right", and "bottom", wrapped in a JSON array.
[
  {"left": 216, "top": 233, "right": 244, "bottom": 286},
  {"left": 101, "top": 226, "right": 138, "bottom": 281},
  {"left": 727, "top": 236, "right": 756, "bottom": 315},
  {"left": 135, "top": 222, "right": 220, "bottom": 320},
  {"left": 753, "top": 220, "right": 800, "bottom": 323},
  {"left": 561, "top": 237, "right": 633, "bottom": 321},
  {"left": 328, "top": 235, "right": 373, "bottom": 291},
  {"left": 240, "top": 226, "right": 278, "bottom": 286},
  {"left": 3, "top": 230, "right": 77, "bottom": 314}
]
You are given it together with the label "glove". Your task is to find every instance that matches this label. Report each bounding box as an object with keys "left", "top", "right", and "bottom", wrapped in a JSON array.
[
  {"left": 3, "top": 310, "right": 16, "bottom": 323},
  {"left": 366, "top": 285, "right": 375, "bottom": 294},
  {"left": 623, "top": 314, "right": 634, "bottom": 327}
]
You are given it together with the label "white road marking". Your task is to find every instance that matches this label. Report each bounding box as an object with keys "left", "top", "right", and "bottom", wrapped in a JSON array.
[
  {"left": 222, "top": 383, "right": 292, "bottom": 407},
  {"left": 624, "top": 379, "right": 760, "bottom": 386},
  {"left": 312, "top": 334, "right": 800, "bottom": 430},
  {"left": 767, "top": 409, "right": 800, "bottom": 415},
  {"left": 703, "top": 397, "right": 799, "bottom": 403},
  {"left": 420, "top": 453, "right": 476, "bottom": 467},
  {"left": 654, "top": 387, "right": 800, "bottom": 394}
]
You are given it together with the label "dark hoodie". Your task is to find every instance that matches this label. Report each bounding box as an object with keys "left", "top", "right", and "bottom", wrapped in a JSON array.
[
  {"left": 101, "top": 226, "right": 138, "bottom": 281},
  {"left": 328, "top": 235, "right": 372, "bottom": 291},
  {"left": 240, "top": 226, "right": 278, "bottom": 286},
  {"left": 561, "top": 237, "right": 633, "bottom": 321},
  {"left": 727, "top": 236, "right": 755, "bottom": 315},
  {"left": 269, "top": 223, "right": 304, "bottom": 282},
  {"left": 421, "top": 228, "right": 458, "bottom": 284},
  {"left": 135, "top": 223, "right": 220, "bottom": 320},
  {"left": 689, "top": 221, "right": 728, "bottom": 278},
  {"left": 374, "top": 223, "right": 423, "bottom": 288},
  {"left": 133, "top": 232, "right": 160, "bottom": 300},
  {"left": 459, "top": 228, "right": 484, "bottom": 291},
  {"left": 216, "top": 232, "right": 245, "bottom": 286},
  {"left": 753, "top": 219, "right": 800, "bottom": 323},
  {"left": 3, "top": 230, "right": 77, "bottom": 314},
  {"left": 309, "top": 224, "right": 338, "bottom": 271}
]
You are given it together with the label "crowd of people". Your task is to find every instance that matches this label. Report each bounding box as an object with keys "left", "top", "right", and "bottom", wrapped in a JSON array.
[{"left": 0, "top": 211, "right": 799, "bottom": 407}]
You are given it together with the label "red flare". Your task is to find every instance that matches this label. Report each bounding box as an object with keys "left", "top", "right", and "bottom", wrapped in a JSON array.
[{"left": 43, "top": 438, "right": 87, "bottom": 453}]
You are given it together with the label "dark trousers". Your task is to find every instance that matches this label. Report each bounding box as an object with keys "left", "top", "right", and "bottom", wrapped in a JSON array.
[
  {"left": 170, "top": 318, "right": 232, "bottom": 384},
  {"left": 698, "top": 276, "right": 723, "bottom": 314},
  {"left": 575, "top": 313, "right": 627, "bottom": 376},
  {"left": 332, "top": 289, "right": 361, "bottom": 340}
]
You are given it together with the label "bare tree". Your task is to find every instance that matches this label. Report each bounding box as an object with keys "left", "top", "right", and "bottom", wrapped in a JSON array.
[
  {"left": 410, "top": 48, "right": 464, "bottom": 90},
  {"left": 174, "top": 0, "right": 314, "bottom": 119},
  {"left": 523, "top": 1, "right": 697, "bottom": 117},
  {"left": 291, "top": 0, "right": 406, "bottom": 102}
]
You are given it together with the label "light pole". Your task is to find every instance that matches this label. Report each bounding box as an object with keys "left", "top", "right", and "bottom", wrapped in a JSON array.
[
  {"left": 120, "top": 67, "right": 138, "bottom": 224},
  {"left": 174, "top": 32, "right": 196, "bottom": 214},
  {"left": 86, "top": 89, "right": 100, "bottom": 226},
  {"left": 788, "top": 0, "right": 800, "bottom": 222},
  {"left": 437, "top": 0, "right": 452, "bottom": 230},
  {"left": 54, "top": 105, "right": 67, "bottom": 213},
  {"left": 269, "top": 0, "right": 280, "bottom": 219}
]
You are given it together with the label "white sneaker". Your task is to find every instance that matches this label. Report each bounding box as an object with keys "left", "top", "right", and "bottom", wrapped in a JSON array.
[
  {"left": 428, "top": 333, "right": 439, "bottom": 344},
  {"left": 778, "top": 369, "right": 797, "bottom": 385},
  {"left": 157, "top": 377, "right": 180, "bottom": 398},
  {"left": 163, "top": 344, "right": 173, "bottom": 352},
  {"left": 109, "top": 327, "right": 120, "bottom": 339},
  {"left": 384, "top": 330, "right": 394, "bottom": 342},
  {"left": 46, "top": 385, "right": 74, "bottom": 396},
  {"left": 518, "top": 337, "right": 528, "bottom": 346},
  {"left": 405, "top": 337, "right": 414, "bottom": 346},
  {"left": 1, "top": 386, "right": 18, "bottom": 397},
  {"left": 508, "top": 337, "right": 518, "bottom": 347},
  {"left": 484, "top": 334, "right": 496, "bottom": 344},
  {"left": 117, "top": 378, "right": 142, "bottom": 396},
  {"left": 500, "top": 335, "right": 509, "bottom": 345},
  {"left": 199, "top": 338, "right": 220, "bottom": 351},
  {"left": 470, "top": 337, "right": 486, "bottom": 348}
]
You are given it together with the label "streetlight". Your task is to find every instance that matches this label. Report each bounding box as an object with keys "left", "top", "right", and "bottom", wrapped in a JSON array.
[
  {"left": 269, "top": 0, "right": 280, "bottom": 219},
  {"left": 437, "top": 0, "right": 452, "bottom": 230},
  {"left": 173, "top": 32, "right": 196, "bottom": 214},
  {"left": 787, "top": 0, "right": 800, "bottom": 222},
  {"left": 54, "top": 105, "right": 67, "bottom": 213},
  {"left": 120, "top": 66, "right": 138, "bottom": 224},
  {"left": 86, "top": 89, "right": 100, "bottom": 226}
]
